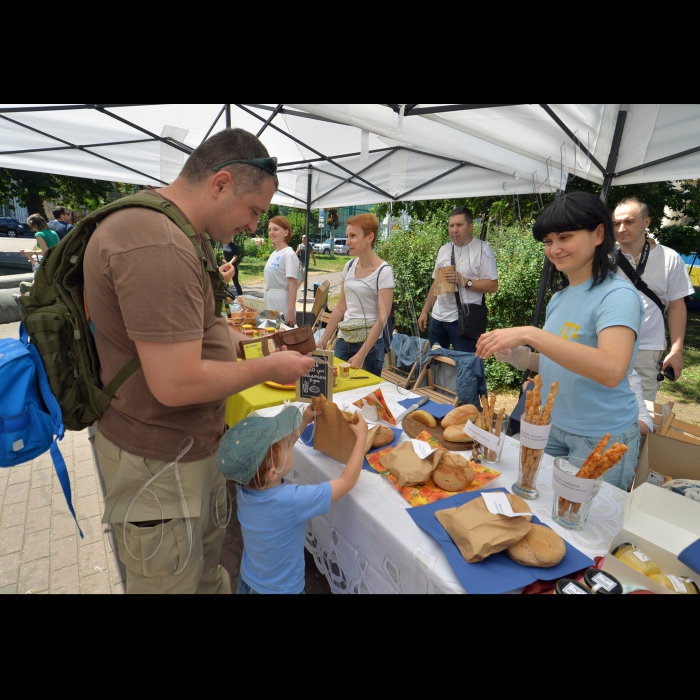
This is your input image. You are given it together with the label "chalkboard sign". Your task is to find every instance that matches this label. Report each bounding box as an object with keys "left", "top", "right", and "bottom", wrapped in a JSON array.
[{"left": 295, "top": 349, "right": 334, "bottom": 404}]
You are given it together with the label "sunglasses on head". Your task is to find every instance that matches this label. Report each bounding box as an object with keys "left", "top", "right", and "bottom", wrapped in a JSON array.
[{"left": 212, "top": 157, "right": 278, "bottom": 176}]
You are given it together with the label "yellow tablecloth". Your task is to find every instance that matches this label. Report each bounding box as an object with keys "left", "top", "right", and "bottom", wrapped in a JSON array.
[{"left": 225, "top": 357, "right": 382, "bottom": 427}]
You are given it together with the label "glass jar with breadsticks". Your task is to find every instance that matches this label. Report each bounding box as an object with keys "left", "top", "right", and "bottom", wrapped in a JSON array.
[
  {"left": 511, "top": 375, "right": 558, "bottom": 500},
  {"left": 552, "top": 434, "right": 628, "bottom": 530},
  {"left": 470, "top": 394, "right": 509, "bottom": 464}
]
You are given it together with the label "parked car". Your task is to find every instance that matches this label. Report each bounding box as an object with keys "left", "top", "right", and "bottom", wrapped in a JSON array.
[
  {"left": 334, "top": 238, "right": 350, "bottom": 255},
  {"left": 314, "top": 238, "right": 334, "bottom": 254},
  {"left": 0, "top": 217, "right": 33, "bottom": 238}
]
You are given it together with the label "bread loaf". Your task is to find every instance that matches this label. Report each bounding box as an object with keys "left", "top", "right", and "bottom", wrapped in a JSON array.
[
  {"left": 506, "top": 523, "right": 566, "bottom": 568},
  {"left": 409, "top": 410, "right": 437, "bottom": 428},
  {"left": 443, "top": 424, "right": 470, "bottom": 443},
  {"left": 372, "top": 426, "right": 394, "bottom": 448},
  {"left": 432, "top": 452, "right": 474, "bottom": 491},
  {"left": 441, "top": 404, "right": 479, "bottom": 428}
]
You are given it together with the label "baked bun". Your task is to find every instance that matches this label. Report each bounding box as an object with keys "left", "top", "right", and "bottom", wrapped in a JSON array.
[
  {"left": 506, "top": 523, "right": 565, "bottom": 568},
  {"left": 442, "top": 404, "right": 479, "bottom": 428},
  {"left": 409, "top": 410, "right": 437, "bottom": 428},
  {"left": 340, "top": 410, "right": 359, "bottom": 425},
  {"left": 433, "top": 452, "right": 475, "bottom": 491},
  {"left": 443, "top": 424, "right": 470, "bottom": 443},
  {"left": 372, "top": 425, "right": 394, "bottom": 448}
]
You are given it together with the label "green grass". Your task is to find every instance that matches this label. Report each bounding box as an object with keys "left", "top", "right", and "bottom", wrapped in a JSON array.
[
  {"left": 661, "top": 304, "right": 700, "bottom": 407},
  {"left": 238, "top": 254, "right": 349, "bottom": 285}
]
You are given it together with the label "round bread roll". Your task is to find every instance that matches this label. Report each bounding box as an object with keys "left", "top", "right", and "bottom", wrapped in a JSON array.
[
  {"left": 506, "top": 523, "right": 565, "bottom": 568},
  {"left": 432, "top": 452, "right": 475, "bottom": 492},
  {"left": 443, "top": 424, "right": 470, "bottom": 443},
  {"left": 506, "top": 493, "right": 531, "bottom": 514},
  {"left": 441, "top": 404, "right": 479, "bottom": 428},
  {"left": 372, "top": 425, "right": 395, "bottom": 449}
]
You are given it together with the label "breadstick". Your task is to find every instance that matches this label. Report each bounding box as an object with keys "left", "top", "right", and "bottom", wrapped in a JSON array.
[{"left": 540, "top": 381, "right": 559, "bottom": 425}]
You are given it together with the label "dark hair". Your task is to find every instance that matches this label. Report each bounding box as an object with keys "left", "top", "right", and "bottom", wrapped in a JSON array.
[
  {"left": 180, "top": 127, "right": 279, "bottom": 195},
  {"left": 532, "top": 191, "right": 616, "bottom": 289},
  {"left": 53, "top": 206, "right": 68, "bottom": 219},
  {"left": 615, "top": 196, "right": 649, "bottom": 221},
  {"left": 449, "top": 206, "right": 473, "bottom": 225}
]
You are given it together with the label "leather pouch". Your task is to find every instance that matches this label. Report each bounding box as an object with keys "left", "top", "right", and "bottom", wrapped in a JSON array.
[{"left": 272, "top": 325, "right": 317, "bottom": 354}]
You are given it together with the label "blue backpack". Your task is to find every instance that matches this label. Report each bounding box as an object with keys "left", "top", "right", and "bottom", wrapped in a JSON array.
[{"left": 0, "top": 325, "right": 82, "bottom": 537}]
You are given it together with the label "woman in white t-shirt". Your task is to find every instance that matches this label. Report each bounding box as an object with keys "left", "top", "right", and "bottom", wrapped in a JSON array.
[
  {"left": 264, "top": 216, "right": 299, "bottom": 326},
  {"left": 321, "top": 214, "right": 395, "bottom": 376}
]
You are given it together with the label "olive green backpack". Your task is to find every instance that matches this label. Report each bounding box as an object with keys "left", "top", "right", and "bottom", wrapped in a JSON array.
[{"left": 19, "top": 194, "right": 227, "bottom": 432}]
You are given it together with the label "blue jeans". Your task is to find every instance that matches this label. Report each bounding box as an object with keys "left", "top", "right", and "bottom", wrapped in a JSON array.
[
  {"left": 335, "top": 336, "right": 387, "bottom": 377},
  {"left": 429, "top": 319, "right": 477, "bottom": 353},
  {"left": 545, "top": 423, "right": 641, "bottom": 491},
  {"left": 236, "top": 576, "right": 305, "bottom": 595}
]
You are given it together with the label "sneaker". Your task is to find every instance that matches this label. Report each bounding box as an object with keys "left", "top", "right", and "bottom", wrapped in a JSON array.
[{"left": 431, "top": 343, "right": 442, "bottom": 350}]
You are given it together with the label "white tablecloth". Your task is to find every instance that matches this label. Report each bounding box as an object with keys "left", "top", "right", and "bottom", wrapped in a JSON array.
[{"left": 253, "top": 384, "right": 628, "bottom": 594}]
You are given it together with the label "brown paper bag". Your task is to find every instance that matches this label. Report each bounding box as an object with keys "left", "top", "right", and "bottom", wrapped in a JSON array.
[
  {"left": 435, "top": 494, "right": 531, "bottom": 563},
  {"left": 313, "top": 398, "right": 378, "bottom": 463},
  {"left": 435, "top": 265, "right": 457, "bottom": 296},
  {"left": 379, "top": 441, "right": 442, "bottom": 487}
]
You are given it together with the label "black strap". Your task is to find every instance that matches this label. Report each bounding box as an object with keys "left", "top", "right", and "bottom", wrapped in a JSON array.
[
  {"left": 451, "top": 244, "right": 484, "bottom": 310},
  {"left": 616, "top": 245, "right": 665, "bottom": 315}
]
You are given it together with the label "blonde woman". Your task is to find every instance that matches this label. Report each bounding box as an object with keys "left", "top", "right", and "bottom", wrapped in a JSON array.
[{"left": 264, "top": 216, "right": 298, "bottom": 326}]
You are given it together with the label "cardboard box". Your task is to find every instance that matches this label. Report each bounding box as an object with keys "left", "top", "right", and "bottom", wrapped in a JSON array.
[
  {"left": 634, "top": 433, "right": 700, "bottom": 488},
  {"left": 602, "top": 483, "right": 700, "bottom": 594},
  {"left": 241, "top": 295, "right": 266, "bottom": 311}
]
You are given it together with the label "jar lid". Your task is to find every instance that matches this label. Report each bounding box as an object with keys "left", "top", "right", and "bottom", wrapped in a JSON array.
[
  {"left": 611, "top": 542, "right": 635, "bottom": 556},
  {"left": 555, "top": 578, "right": 590, "bottom": 595},
  {"left": 583, "top": 568, "right": 622, "bottom": 594}
]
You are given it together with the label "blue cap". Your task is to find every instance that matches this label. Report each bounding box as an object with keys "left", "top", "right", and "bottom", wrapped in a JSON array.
[{"left": 218, "top": 405, "right": 303, "bottom": 484}]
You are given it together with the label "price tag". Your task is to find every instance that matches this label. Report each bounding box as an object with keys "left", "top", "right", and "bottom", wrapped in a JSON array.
[
  {"left": 552, "top": 462, "right": 597, "bottom": 504},
  {"left": 481, "top": 492, "right": 533, "bottom": 518},
  {"left": 410, "top": 439, "right": 439, "bottom": 460},
  {"left": 519, "top": 419, "right": 552, "bottom": 449},
  {"left": 462, "top": 420, "right": 501, "bottom": 451}
]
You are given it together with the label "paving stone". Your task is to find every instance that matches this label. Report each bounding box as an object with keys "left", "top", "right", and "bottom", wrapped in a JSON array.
[
  {"left": 75, "top": 461, "right": 99, "bottom": 480},
  {"left": 22, "top": 529, "right": 51, "bottom": 563},
  {"left": 80, "top": 571, "right": 113, "bottom": 594},
  {"left": 0, "top": 584, "right": 19, "bottom": 594},
  {"left": 0, "top": 552, "right": 21, "bottom": 587},
  {"left": 3, "top": 481, "right": 30, "bottom": 506},
  {"left": 51, "top": 535, "right": 78, "bottom": 571},
  {"left": 25, "top": 506, "right": 51, "bottom": 535},
  {"left": 0, "top": 479, "right": 7, "bottom": 502},
  {"left": 8, "top": 463, "right": 32, "bottom": 486},
  {"left": 75, "top": 493, "right": 101, "bottom": 520},
  {"left": 32, "top": 456, "right": 54, "bottom": 471},
  {"left": 79, "top": 540, "right": 109, "bottom": 577},
  {"left": 53, "top": 512, "right": 80, "bottom": 541},
  {"left": 73, "top": 446, "right": 95, "bottom": 464},
  {"left": 19, "top": 557, "right": 50, "bottom": 594},
  {"left": 28, "top": 485, "right": 53, "bottom": 511},
  {"left": 50, "top": 564, "right": 80, "bottom": 594},
  {"left": 0, "top": 501, "right": 27, "bottom": 529},
  {"left": 0, "top": 524, "right": 25, "bottom": 556},
  {"left": 75, "top": 475, "right": 98, "bottom": 499},
  {"left": 31, "top": 469, "right": 53, "bottom": 488}
]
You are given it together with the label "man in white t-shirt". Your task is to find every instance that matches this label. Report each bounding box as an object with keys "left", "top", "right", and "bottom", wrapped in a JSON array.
[
  {"left": 418, "top": 207, "right": 498, "bottom": 353},
  {"left": 613, "top": 197, "right": 694, "bottom": 401}
]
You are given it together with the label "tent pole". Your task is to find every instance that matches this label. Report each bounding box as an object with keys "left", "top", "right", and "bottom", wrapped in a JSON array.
[
  {"left": 302, "top": 166, "right": 312, "bottom": 326},
  {"left": 600, "top": 106, "right": 628, "bottom": 203},
  {"left": 225, "top": 105, "right": 231, "bottom": 129}
]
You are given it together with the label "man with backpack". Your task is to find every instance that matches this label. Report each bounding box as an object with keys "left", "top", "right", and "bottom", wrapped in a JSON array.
[
  {"left": 50, "top": 207, "right": 74, "bottom": 240},
  {"left": 82, "top": 128, "right": 315, "bottom": 594}
]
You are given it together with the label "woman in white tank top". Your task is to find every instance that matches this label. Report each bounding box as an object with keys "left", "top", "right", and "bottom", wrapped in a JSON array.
[{"left": 263, "top": 216, "right": 299, "bottom": 326}]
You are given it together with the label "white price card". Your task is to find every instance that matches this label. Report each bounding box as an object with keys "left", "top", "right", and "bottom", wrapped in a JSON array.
[
  {"left": 552, "top": 462, "right": 597, "bottom": 504},
  {"left": 462, "top": 419, "right": 501, "bottom": 451},
  {"left": 519, "top": 419, "right": 552, "bottom": 449},
  {"left": 410, "top": 439, "right": 439, "bottom": 460},
  {"left": 481, "top": 492, "right": 533, "bottom": 518}
]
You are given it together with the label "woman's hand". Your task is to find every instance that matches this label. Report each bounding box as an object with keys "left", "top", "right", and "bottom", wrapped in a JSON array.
[
  {"left": 476, "top": 327, "right": 533, "bottom": 360},
  {"left": 347, "top": 352, "right": 365, "bottom": 370},
  {"left": 286, "top": 308, "right": 296, "bottom": 327}
]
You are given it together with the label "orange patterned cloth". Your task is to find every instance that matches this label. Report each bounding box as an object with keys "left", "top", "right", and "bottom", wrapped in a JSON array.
[
  {"left": 366, "top": 431, "right": 501, "bottom": 507},
  {"left": 353, "top": 388, "right": 397, "bottom": 425}
]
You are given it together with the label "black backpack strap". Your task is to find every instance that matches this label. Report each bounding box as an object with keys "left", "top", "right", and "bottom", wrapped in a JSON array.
[{"left": 616, "top": 250, "right": 665, "bottom": 315}]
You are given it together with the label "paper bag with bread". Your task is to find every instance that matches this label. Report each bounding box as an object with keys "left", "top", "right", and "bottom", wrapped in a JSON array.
[
  {"left": 435, "top": 265, "right": 457, "bottom": 296},
  {"left": 378, "top": 441, "right": 443, "bottom": 487},
  {"left": 313, "top": 395, "right": 379, "bottom": 464},
  {"left": 435, "top": 493, "right": 532, "bottom": 563}
]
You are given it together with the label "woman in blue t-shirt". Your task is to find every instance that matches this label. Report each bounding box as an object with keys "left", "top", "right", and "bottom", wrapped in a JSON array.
[{"left": 476, "top": 192, "right": 643, "bottom": 490}]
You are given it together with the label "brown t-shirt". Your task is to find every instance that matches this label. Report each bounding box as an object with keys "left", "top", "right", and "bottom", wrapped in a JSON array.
[{"left": 83, "top": 190, "right": 235, "bottom": 462}]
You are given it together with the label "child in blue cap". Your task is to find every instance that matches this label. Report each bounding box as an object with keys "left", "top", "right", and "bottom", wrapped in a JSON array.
[{"left": 218, "top": 403, "right": 368, "bottom": 594}]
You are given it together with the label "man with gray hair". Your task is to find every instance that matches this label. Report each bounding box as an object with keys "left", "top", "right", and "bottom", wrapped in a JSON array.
[
  {"left": 613, "top": 196, "right": 694, "bottom": 401},
  {"left": 83, "top": 128, "right": 315, "bottom": 594}
]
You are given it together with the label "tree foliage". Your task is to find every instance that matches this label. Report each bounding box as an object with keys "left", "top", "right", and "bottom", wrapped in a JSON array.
[
  {"left": 656, "top": 225, "right": 700, "bottom": 256},
  {"left": 0, "top": 167, "right": 117, "bottom": 217}
]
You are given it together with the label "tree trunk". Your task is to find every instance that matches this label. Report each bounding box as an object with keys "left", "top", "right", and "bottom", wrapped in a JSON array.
[{"left": 25, "top": 190, "right": 46, "bottom": 219}]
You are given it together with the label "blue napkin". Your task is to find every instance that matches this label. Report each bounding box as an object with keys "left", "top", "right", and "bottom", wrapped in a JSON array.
[
  {"left": 407, "top": 487, "right": 594, "bottom": 594},
  {"left": 397, "top": 398, "right": 453, "bottom": 419},
  {"left": 363, "top": 428, "right": 403, "bottom": 472},
  {"left": 679, "top": 538, "right": 700, "bottom": 576}
]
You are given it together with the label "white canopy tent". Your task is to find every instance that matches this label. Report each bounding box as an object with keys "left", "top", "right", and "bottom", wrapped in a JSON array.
[{"left": 2, "top": 104, "right": 699, "bottom": 321}]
